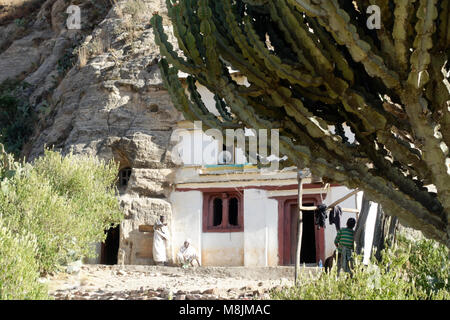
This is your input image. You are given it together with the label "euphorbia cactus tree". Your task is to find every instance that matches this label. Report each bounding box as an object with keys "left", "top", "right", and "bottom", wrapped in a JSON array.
[{"left": 151, "top": 0, "right": 450, "bottom": 247}]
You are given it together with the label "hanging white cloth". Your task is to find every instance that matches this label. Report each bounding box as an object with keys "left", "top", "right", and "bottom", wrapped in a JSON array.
[{"left": 153, "top": 221, "right": 169, "bottom": 263}]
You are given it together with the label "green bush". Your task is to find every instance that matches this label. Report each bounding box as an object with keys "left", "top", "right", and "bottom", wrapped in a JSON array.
[
  {"left": 271, "top": 235, "right": 449, "bottom": 300},
  {"left": 0, "top": 219, "right": 48, "bottom": 300},
  {"left": 0, "top": 80, "right": 35, "bottom": 156},
  {"left": 403, "top": 236, "right": 449, "bottom": 296},
  {"left": 57, "top": 48, "right": 77, "bottom": 75},
  {"left": 0, "top": 149, "right": 123, "bottom": 274}
]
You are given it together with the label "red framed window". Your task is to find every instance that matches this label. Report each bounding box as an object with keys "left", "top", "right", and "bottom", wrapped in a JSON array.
[{"left": 202, "top": 192, "right": 244, "bottom": 232}]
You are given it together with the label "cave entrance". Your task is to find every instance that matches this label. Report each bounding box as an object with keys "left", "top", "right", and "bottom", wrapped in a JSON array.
[{"left": 100, "top": 225, "right": 120, "bottom": 265}]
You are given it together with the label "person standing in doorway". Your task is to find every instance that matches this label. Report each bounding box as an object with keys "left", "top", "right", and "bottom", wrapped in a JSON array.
[
  {"left": 334, "top": 217, "right": 356, "bottom": 275},
  {"left": 153, "top": 215, "right": 169, "bottom": 266}
]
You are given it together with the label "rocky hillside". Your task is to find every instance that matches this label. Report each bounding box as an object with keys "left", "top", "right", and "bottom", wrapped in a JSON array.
[{"left": 0, "top": 0, "right": 183, "bottom": 264}]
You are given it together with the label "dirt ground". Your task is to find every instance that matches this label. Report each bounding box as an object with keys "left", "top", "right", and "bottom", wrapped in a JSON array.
[{"left": 43, "top": 264, "right": 318, "bottom": 300}]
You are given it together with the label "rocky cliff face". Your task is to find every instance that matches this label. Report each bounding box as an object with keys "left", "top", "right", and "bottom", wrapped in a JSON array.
[{"left": 0, "top": 0, "right": 182, "bottom": 264}]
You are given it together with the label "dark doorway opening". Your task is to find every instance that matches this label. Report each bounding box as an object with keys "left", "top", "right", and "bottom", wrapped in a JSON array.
[
  {"left": 300, "top": 209, "right": 317, "bottom": 264},
  {"left": 288, "top": 203, "right": 317, "bottom": 265},
  {"left": 101, "top": 225, "right": 120, "bottom": 265}
]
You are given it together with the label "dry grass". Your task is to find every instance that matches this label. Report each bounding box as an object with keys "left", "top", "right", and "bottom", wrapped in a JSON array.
[
  {"left": 122, "top": 18, "right": 138, "bottom": 44},
  {"left": 77, "top": 45, "right": 88, "bottom": 68},
  {"left": 109, "top": 0, "right": 123, "bottom": 18},
  {"left": 119, "top": 0, "right": 148, "bottom": 45},
  {"left": 90, "top": 30, "right": 111, "bottom": 56},
  {"left": 123, "top": 0, "right": 146, "bottom": 20}
]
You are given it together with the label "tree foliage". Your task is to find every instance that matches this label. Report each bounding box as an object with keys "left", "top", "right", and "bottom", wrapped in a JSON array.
[
  {"left": 0, "top": 219, "right": 48, "bottom": 300},
  {"left": 0, "top": 146, "right": 123, "bottom": 274},
  {"left": 151, "top": 0, "right": 450, "bottom": 246},
  {"left": 0, "top": 80, "right": 35, "bottom": 156},
  {"left": 270, "top": 234, "right": 449, "bottom": 300}
]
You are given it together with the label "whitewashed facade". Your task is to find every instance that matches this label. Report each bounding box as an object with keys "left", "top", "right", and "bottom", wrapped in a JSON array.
[{"left": 168, "top": 123, "right": 361, "bottom": 266}]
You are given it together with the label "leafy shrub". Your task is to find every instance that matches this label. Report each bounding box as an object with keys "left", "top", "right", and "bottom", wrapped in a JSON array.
[
  {"left": 0, "top": 80, "right": 35, "bottom": 156},
  {"left": 0, "top": 149, "right": 123, "bottom": 274},
  {"left": 0, "top": 143, "right": 20, "bottom": 179},
  {"left": 14, "top": 18, "right": 26, "bottom": 27},
  {"left": 402, "top": 236, "right": 449, "bottom": 296},
  {"left": 57, "top": 48, "right": 77, "bottom": 75},
  {"left": 0, "top": 219, "right": 48, "bottom": 300},
  {"left": 271, "top": 235, "right": 449, "bottom": 300}
]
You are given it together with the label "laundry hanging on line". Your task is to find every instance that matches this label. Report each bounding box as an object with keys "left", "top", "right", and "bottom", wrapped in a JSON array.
[
  {"left": 314, "top": 204, "right": 328, "bottom": 229},
  {"left": 329, "top": 205, "right": 343, "bottom": 231}
]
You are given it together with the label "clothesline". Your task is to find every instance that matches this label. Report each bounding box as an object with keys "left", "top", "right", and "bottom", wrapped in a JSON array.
[
  {"left": 296, "top": 172, "right": 360, "bottom": 284},
  {"left": 299, "top": 188, "right": 360, "bottom": 213}
]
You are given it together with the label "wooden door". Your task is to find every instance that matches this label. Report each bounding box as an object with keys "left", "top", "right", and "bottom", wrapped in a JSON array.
[
  {"left": 279, "top": 197, "right": 325, "bottom": 265},
  {"left": 289, "top": 203, "right": 299, "bottom": 265}
]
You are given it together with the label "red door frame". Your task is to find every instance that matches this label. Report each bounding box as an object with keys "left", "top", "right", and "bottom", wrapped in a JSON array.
[{"left": 274, "top": 194, "right": 325, "bottom": 265}]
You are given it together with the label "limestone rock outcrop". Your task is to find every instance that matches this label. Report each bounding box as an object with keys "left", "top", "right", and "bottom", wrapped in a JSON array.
[{"left": 0, "top": 0, "right": 182, "bottom": 264}]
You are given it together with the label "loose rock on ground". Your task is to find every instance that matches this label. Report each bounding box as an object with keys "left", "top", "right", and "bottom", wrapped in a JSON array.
[{"left": 44, "top": 264, "right": 315, "bottom": 300}]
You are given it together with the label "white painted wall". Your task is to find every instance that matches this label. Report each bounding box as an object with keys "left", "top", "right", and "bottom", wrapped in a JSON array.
[
  {"left": 363, "top": 202, "right": 378, "bottom": 264},
  {"left": 322, "top": 186, "right": 358, "bottom": 259},
  {"left": 170, "top": 189, "right": 245, "bottom": 266},
  {"left": 170, "top": 185, "right": 377, "bottom": 266},
  {"left": 243, "top": 189, "right": 279, "bottom": 266},
  {"left": 170, "top": 188, "right": 280, "bottom": 266},
  {"left": 355, "top": 191, "right": 379, "bottom": 265},
  {"left": 169, "top": 190, "right": 203, "bottom": 263},
  {"left": 175, "top": 74, "right": 277, "bottom": 168},
  {"left": 202, "top": 232, "right": 244, "bottom": 266}
]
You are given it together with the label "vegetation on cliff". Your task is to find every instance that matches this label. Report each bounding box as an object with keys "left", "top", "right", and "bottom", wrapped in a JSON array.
[{"left": 0, "top": 80, "right": 35, "bottom": 156}]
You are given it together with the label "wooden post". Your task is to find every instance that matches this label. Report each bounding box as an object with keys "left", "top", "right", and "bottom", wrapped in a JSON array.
[
  {"left": 325, "top": 188, "right": 359, "bottom": 209},
  {"left": 295, "top": 170, "right": 304, "bottom": 286}
]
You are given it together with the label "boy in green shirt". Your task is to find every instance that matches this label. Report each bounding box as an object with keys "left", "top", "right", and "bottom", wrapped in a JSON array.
[{"left": 334, "top": 218, "right": 356, "bottom": 275}]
